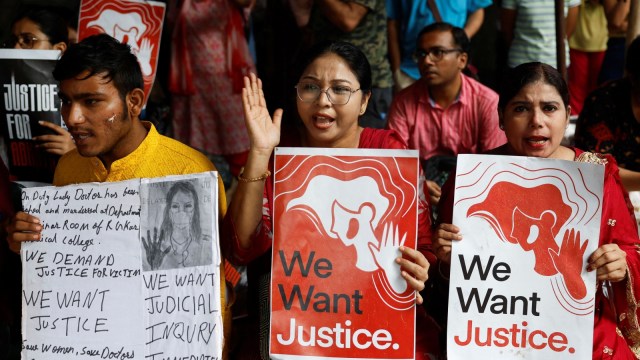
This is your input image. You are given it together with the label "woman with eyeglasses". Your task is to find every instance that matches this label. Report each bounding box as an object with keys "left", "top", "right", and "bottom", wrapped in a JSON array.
[
  {"left": 7, "top": 7, "right": 76, "bottom": 156},
  {"left": 222, "top": 41, "right": 440, "bottom": 359}
]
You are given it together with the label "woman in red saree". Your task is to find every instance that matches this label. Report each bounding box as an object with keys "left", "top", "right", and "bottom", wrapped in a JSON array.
[{"left": 435, "top": 62, "right": 640, "bottom": 359}]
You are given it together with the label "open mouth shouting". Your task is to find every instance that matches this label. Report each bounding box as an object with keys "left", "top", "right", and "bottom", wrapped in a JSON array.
[
  {"left": 525, "top": 135, "right": 549, "bottom": 149},
  {"left": 312, "top": 113, "right": 335, "bottom": 130}
]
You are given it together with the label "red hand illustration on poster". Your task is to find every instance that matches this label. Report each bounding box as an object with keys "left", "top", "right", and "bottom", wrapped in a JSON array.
[
  {"left": 270, "top": 148, "right": 419, "bottom": 360},
  {"left": 78, "top": 0, "right": 165, "bottom": 105}
]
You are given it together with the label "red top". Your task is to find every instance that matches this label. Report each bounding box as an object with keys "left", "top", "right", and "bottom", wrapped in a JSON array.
[{"left": 222, "top": 127, "right": 435, "bottom": 265}]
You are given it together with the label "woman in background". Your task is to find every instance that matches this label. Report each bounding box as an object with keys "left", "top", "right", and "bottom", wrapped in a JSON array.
[
  {"left": 8, "top": 6, "right": 75, "bottom": 156},
  {"left": 169, "top": 0, "right": 255, "bottom": 183}
]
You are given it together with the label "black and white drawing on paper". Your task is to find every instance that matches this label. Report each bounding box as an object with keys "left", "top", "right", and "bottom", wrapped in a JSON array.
[{"left": 141, "top": 177, "right": 214, "bottom": 271}]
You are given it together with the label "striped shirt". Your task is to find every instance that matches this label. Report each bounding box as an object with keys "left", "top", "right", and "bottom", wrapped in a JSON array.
[
  {"left": 502, "top": 0, "right": 580, "bottom": 68},
  {"left": 387, "top": 74, "right": 505, "bottom": 160}
]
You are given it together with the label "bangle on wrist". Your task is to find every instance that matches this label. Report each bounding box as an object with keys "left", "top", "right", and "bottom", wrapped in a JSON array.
[{"left": 238, "top": 170, "right": 271, "bottom": 183}]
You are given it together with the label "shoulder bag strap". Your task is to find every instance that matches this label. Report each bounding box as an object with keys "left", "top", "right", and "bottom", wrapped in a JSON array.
[{"left": 427, "top": 0, "right": 443, "bottom": 23}]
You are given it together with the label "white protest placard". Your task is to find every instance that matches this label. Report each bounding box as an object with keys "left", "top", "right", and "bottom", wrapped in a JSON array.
[
  {"left": 447, "top": 154, "right": 603, "bottom": 359},
  {"left": 139, "top": 173, "right": 222, "bottom": 360},
  {"left": 20, "top": 172, "right": 222, "bottom": 359},
  {"left": 21, "top": 179, "right": 144, "bottom": 358}
]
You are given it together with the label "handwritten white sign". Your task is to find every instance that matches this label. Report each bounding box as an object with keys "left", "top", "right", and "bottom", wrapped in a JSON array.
[
  {"left": 448, "top": 154, "right": 603, "bottom": 359},
  {"left": 21, "top": 179, "right": 144, "bottom": 358},
  {"left": 20, "top": 172, "right": 222, "bottom": 359},
  {"left": 140, "top": 174, "right": 222, "bottom": 360}
]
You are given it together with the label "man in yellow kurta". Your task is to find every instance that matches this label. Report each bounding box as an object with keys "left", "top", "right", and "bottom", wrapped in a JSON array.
[{"left": 5, "top": 34, "right": 231, "bottom": 358}]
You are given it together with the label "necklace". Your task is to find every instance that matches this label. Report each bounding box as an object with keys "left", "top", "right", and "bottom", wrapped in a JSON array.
[{"left": 170, "top": 231, "right": 193, "bottom": 267}]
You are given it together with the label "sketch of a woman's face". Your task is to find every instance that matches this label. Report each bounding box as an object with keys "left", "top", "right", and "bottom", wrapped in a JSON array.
[{"left": 169, "top": 191, "right": 195, "bottom": 231}]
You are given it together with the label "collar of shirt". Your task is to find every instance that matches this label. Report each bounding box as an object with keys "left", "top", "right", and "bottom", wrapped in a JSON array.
[
  {"left": 424, "top": 75, "right": 467, "bottom": 109},
  {"left": 87, "top": 121, "right": 157, "bottom": 181}
]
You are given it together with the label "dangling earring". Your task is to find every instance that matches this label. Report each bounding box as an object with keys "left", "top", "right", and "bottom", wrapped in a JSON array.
[{"left": 499, "top": 124, "right": 504, "bottom": 130}]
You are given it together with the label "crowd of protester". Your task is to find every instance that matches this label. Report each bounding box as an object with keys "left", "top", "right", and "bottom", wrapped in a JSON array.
[{"left": 1, "top": 1, "right": 640, "bottom": 359}]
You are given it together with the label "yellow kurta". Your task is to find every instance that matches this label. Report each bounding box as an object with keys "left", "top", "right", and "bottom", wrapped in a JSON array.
[{"left": 53, "top": 122, "right": 230, "bottom": 358}]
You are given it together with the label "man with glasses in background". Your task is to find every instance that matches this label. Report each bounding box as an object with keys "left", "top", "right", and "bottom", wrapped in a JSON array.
[
  {"left": 386, "top": 22, "right": 503, "bottom": 206},
  {"left": 386, "top": 0, "right": 490, "bottom": 91}
]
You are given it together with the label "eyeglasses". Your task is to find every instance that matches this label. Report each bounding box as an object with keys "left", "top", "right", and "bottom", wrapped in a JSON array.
[
  {"left": 412, "top": 47, "right": 462, "bottom": 63},
  {"left": 295, "top": 83, "right": 361, "bottom": 105},
  {"left": 3, "top": 33, "right": 50, "bottom": 49}
]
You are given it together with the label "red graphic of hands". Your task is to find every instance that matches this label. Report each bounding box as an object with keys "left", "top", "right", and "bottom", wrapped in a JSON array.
[{"left": 549, "top": 229, "right": 589, "bottom": 299}]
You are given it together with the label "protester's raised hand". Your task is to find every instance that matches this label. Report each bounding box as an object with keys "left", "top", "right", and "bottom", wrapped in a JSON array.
[
  {"left": 5, "top": 211, "right": 42, "bottom": 253},
  {"left": 433, "top": 223, "right": 462, "bottom": 265},
  {"left": 33, "top": 121, "right": 76, "bottom": 155},
  {"left": 242, "top": 73, "right": 282, "bottom": 155},
  {"left": 141, "top": 227, "right": 170, "bottom": 270},
  {"left": 588, "top": 243, "right": 628, "bottom": 283}
]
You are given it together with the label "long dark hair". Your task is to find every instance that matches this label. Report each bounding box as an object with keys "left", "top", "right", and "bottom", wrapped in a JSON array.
[{"left": 160, "top": 181, "right": 201, "bottom": 241}]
